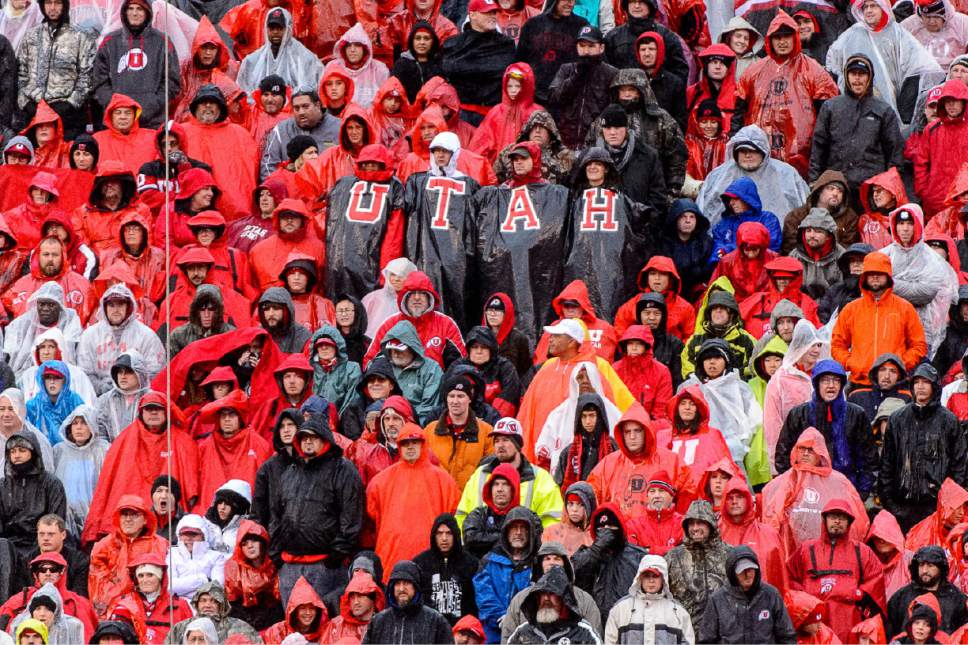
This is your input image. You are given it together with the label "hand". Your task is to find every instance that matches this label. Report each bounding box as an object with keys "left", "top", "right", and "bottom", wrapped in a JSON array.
[{"left": 595, "top": 527, "right": 618, "bottom": 549}]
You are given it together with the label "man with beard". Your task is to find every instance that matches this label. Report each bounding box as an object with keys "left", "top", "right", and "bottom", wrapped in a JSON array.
[
  {"left": 549, "top": 27, "right": 618, "bottom": 148},
  {"left": 507, "top": 567, "right": 601, "bottom": 644},
  {"left": 886, "top": 545, "right": 968, "bottom": 638},
  {"left": 782, "top": 171, "right": 859, "bottom": 254},
  {"left": 787, "top": 499, "right": 886, "bottom": 641},
  {"left": 847, "top": 352, "right": 911, "bottom": 421},
  {"left": 257, "top": 287, "right": 311, "bottom": 354},
  {"left": 362, "top": 561, "right": 452, "bottom": 643},
  {"left": 2, "top": 238, "right": 94, "bottom": 323},
  {"left": 665, "top": 500, "right": 730, "bottom": 626}
]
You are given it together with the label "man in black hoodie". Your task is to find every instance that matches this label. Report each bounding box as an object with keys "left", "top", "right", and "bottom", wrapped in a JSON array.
[
  {"left": 362, "top": 560, "right": 453, "bottom": 644},
  {"left": 506, "top": 567, "right": 601, "bottom": 644},
  {"left": 603, "top": 0, "right": 688, "bottom": 79},
  {"left": 271, "top": 416, "right": 363, "bottom": 603},
  {"left": 554, "top": 393, "right": 614, "bottom": 487},
  {"left": 92, "top": 0, "right": 181, "bottom": 128},
  {"left": 549, "top": 26, "right": 618, "bottom": 148},
  {"left": 441, "top": 0, "right": 516, "bottom": 126},
  {"left": 412, "top": 513, "right": 479, "bottom": 625},
  {"left": 887, "top": 545, "right": 968, "bottom": 639},
  {"left": 517, "top": 0, "right": 589, "bottom": 104},
  {"left": 0, "top": 433, "right": 66, "bottom": 563},
  {"left": 258, "top": 287, "right": 311, "bottom": 354},
  {"left": 848, "top": 352, "right": 911, "bottom": 421},
  {"left": 571, "top": 504, "right": 647, "bottom": 617}
]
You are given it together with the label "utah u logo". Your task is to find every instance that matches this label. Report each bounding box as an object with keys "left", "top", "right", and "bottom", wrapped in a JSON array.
[
  {"left": 579, "top": 188, "right": 618, "bottom": 231},
  {"left": 426, "top": 177, "right": 466, "bottom": 230},
  {"left": 346, "top": 182, "right": 389, "bottom": 223},
  {"left": 119, "top": 48, "right": 147, "bottom": 73},
  {"left": 501, "top": 187, "right": 540, "bottom": 232}
]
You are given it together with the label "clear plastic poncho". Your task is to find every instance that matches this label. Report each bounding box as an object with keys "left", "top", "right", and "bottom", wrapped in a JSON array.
[
  {"left": 826, "top": 0, "right": 944, "bottom": 124},
  {"left": 680, "top": 369, "right": 762, "bottom": 466}
]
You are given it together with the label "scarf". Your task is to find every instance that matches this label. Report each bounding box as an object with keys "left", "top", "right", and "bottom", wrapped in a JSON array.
[
  {"left": 603, "top": 137, "right": 636, "bottom": 173},
  {"left": 810, "top": 394, "right": 849, "bottom": 474},
  {"left": 561, "top": 429, "right": 613, "bottom": 490}
]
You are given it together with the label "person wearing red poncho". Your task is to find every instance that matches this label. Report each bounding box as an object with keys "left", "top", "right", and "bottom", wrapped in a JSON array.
[
  {"left": 2, "top": 236, "right": 95, "bottom": 323},
  {"left": 321, "top": 569, "right": 385, "bottom": 644},
  {"left": 180, "top": 84, "right": 258, "bottom": 220},
  {"left": 866, "top": 509, "right": 912, "bottom": 599},
  {"left": 223, "top": 519, "right": 282, "bottom": 630},
  {"left": 787, "top": 498, "right": 886, "bottom": 642},
  {"left": 193, "top": 391, "right": 273, "bottom": 514},
  {"left": 719, "top": 476, "right": 787, "bottom": 594},
  {"left": 106, "top": 553, "right": 193, "bottom": 644},
  {"left": 395, "top": 105, "right": 495, "bottom": 185},
  {"left": 3, "top": 171, "right": 70, "bottom": 252},
  {"left": 586, "top": 403, "right": 692, "bottom": 520},
  {"left": 92, "top": 94, "right": 157, "bottom": 173},
  {"left": 295, "top": 104, "right": 379, "bottom": 205},
  {"left": 21, "top": 101, "right": 71, "bottom": 169},
  {"left": 656, "top": 385, "right": 733, "bottom": 485},
  {"left": 469, "top": 63, "right": 543, "bottom": 163},
  {"left": 249, "top": 198, "right": 325, "bottom": 293},
  {"left": 613, "top": 256, "right": 696, "bottom": 340},
  {"left": 261, "top": 576, "right": 329, "bottom": 644},
  {"left": 366, "top": 424, "right": 460, "bottom": 580},
  {"left": 98, "top": 209, "right": 166, "bottom": 304},
  {"left": 904, "top": 477, "right": 968, "bottom": 552},
  {"left": 612, "top": 325, "right": 672, "bottom": 424},
  {"left": 81, "top": 393, "right": 200, "bottom": 547},
  {"left": 785, "top": 590, "right": 841, "bottom": 644},
  {"left": 87, "top": 494, "right": 169, "bottom": 618}
]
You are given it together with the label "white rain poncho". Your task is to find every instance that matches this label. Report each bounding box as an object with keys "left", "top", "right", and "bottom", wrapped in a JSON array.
[
  {"left": 167, "top": 514, "right": 227, "bottom": 599},
  {"left": 534, "top": 361, "right": 621, "bottom": 474},
  {"left": 763, "top": 318, "right": 831, "bottom": 469},
  {"left": 324, "top": 22, "right": 390, "bottom": 108},
  {"left": 92, "top": 350, "right": 148, "bottom": 442},
  {"left": 0, "top": 0, "right": 41, "bottom": 50},
  {"left": 3, "top": 282, "right": 83, "bottom": 377},
  {"left": 235, "top": 7, "right": 322, "bottom": 93},
  {"left": 52, "top": 405, "right": 109, "bottom": 535},
  {"left": 696, "top": 124, "right": 810, "bottom": 228},
  {"left": 10, "top": 583, "right": 84, "bottom": 645},
  {"left": 826, "top": 0, "right": 944, "bottom": 124},
  {"left": 880, "top": 203, "right": 959, "bottom": 358},
  {"left": 680, "top": 368, "right": 762, "bottom": 467},
  {"left": 18, "top": 328, "right": 96, "bottom": 406},
  {"left": 183, "top": 618, "right": 219, "bottom": 645},
  {"left": 362, "top": 257, "right": 418, "bottom": 338}
]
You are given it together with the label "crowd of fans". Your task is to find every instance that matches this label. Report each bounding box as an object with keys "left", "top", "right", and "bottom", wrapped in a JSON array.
[{"left": 3, "top": 0, "right": 968, "bottom": 639}]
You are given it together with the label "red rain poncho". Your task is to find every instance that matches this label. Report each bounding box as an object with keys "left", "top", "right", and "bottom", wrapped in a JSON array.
[
  {"left": 613, "top": 256, "right": 696, "bottom": 340},
  {"left": 320, "top": 570, "right": 386, "bottom": 643},
  {"left": 295, "top": 104, "right": 378, "bottom": 201},
  {"left": 655, "top": 386, "right": 734, "bottom": 491},
  {"left": 787, "top": 498, "right": 886, "bottom": 642},
  {"left": 193, "top": 391, "right": 273, "bottom": 512},
  {"left": 82, "top": 393, "right": 199, "bottom": 545},
  {"left": 87, "top": 495, "right": 170, "bottom": 618},
  {"left": 740, "top": 256, "right": 821, "bottom": 338},
  {"left": 905, "top": 477, "right": 968, "bottom": 551},
  {"left": 223, "top": 519, "right": 281, "bottom": 610},
  {"left": 468, "top": 62, "right": 543, "bottom": 163},
  {"left": 394, "top": 105, "right": 495, "bottom": 186},
  {"left": 261, "top": 576, "right": 328, "bottom": 643},
  {"left": 709, "top": 221, "right": 778, "bottom": 302},
  {"left": 586, "top": 403, "right": 693, "bottom": 520},
  {"left": 762, "top": 427, "right": 870, "bottom": 555},
  {"left": 174, "top": 16, "right": 241, "bottom": 122},
  {"left": 858, "top": 167, "right": 908, "bottom": 250},
  {"left": 719, "top": 476, "right": 788, "bottom": 593},
  {"left": 734, "top": 11, "right": 839, "bottom": 175},
  {"left": 612, "top": 326, "right": 673, "bottom": 423},
  {"left": 867, "top": 509, "right": 913, "bottom": 599},
  {"left": 92, "top": 94, "right": 158, "bottom": 173},
  {"left": 22, "top": 101, "right": 71, "bottom": 169},
  {"left": 180, "top": 113, "right": 258, "bottom": 221}
]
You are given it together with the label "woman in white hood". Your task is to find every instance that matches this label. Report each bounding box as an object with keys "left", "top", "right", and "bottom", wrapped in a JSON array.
[
  {"left": 52, "top": 405, "right": 109, "bottom": 535},
  {"left": 362, "top": 257, "right": 418, "bottom": 338},
  {"left": 18, "top": 328, "right": 96, "bottom": 406}
]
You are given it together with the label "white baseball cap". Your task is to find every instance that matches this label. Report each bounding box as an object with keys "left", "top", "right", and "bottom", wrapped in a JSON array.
[{"left": 543, "top": 319, "right": 584, "bottom": 345}]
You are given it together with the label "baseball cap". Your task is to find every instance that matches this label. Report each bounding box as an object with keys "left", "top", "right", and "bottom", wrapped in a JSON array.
[
  {"left": 509, "top": 145, "right": 531, "bottom": 158},
  {"left": 266, "top": 8, "right": 286, "bottom": 26},
  {"left": 543, "top": 319, "right": 584, "bottom": 345},
  {"left": 385, "top": 340, "right": 409, "bottom": 352},
  {"left": 577, "top": 25, "right": 603, "bottom": 43},
  {"left": 844, "top": 57, "right": 872, "bottom": 74},
  {"left": 468, "top": 0, "right": 499, "bottom": 12},
  {"left": 734, "top": 558, "right": 759, "bottom": 575},
  {"left": 490, "top": 417, "right": 524, "bottom": 446}
]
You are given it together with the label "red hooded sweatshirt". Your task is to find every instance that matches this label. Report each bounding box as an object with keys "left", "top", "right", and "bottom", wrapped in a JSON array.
[
  {"left": 321, "top": 570, "right": 386, "bottom": 643},
  {"left": 611, "top": 325, "right": 673, "bottom": 422},
  {"left": 22, "top": 101, "right": 71, "bottom": 169},
  {"left": 719, "top": 476, "right": 788, "bottom": 593},
  {"left": 469, "top": 63, "right": 543, "bottom": 163}
]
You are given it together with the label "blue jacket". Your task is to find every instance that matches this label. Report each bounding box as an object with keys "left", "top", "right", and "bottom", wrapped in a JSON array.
[
  {"left": 472, "top": 506, "right": 541, "bottom": 643},
  {"left": 709, "top": 176, "right": 782, "bottom": 263},
  {"left": 26, "top": 360, "right": 85, "bottom": 446}
]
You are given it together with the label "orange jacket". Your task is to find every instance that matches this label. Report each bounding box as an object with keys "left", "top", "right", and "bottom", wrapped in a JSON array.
[
  {"left": 586, "top": 404, "right": 692, "bottom": 520},
  {"left": 93, "top": 95, "right": 158, "bottom": 173},
  {"left": 366, "top": 424, "right": 460, "bottom": 579},
  {"left": 87, "top": 495, "right": 170, "bottom": 618},
  {"left": 905, "top": 477, "right": 968, "bottom": 551},
  {"left": 533, "top": 280, "right": 619, "bottom": 363},
  {"left": 719, "top": 477, "right": 788, "bottom": 594},
  {"left": 831, "top": 252, "right": 928, "bottom": 385},
  {"left": 422, "top": 415, "right": 494, "bottom": 491},
  {"left": 866, "top": 509, "right": 912, "bottom": 599}
]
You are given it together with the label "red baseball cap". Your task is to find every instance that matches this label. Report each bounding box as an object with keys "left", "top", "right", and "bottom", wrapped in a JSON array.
[{"left": 468, "top": 0, "right": 499, "bottom": 12}]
